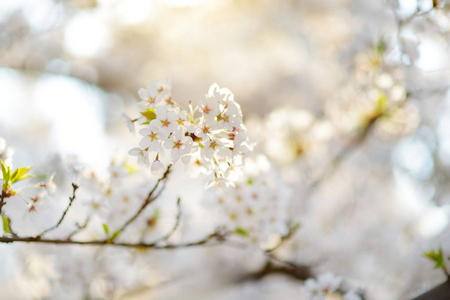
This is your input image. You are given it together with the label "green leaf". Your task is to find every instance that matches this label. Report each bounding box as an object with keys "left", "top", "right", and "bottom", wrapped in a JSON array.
[
  {"left": 1, "top": 160, "right": 10, "bottom": 183},
  {"left": 1, "top": 160, "right": 11, "bottom": 192},
  {"left": 110, "top": 230, "right": 121, "bottom": 241},
  {"left": 2, "top": 215, "right": 12, "bottom": 235},
  {"left": 153, "top": 208, "right": 160, "bottom": 218},
  {"left": 10, "top": 166, "right": 34, "bottom": 184},
  {"left": 235, "top": 227, "right": 249, "bottom": 238},
  {"left": 376, "top": 35, "right": 386, "bottom": 55},
  {"left": 140, "top": 108, "right": 157, "bottom": 122},
  {"left": 102, "top": 223, "right": 110, "bottom": 236},
  {"left": 424, "top": 247, "right": 446, "bottom": 270}
]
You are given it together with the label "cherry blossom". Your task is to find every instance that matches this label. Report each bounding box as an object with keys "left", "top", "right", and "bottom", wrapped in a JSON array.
[
  {"left": 150, "top": 158, "right": 166, "bottom": 176},
  {"left": 163, "top": 127, "right": 193, "bottom": 161},
  {"left": 128, "top": 80, "right": 252, "bottom": 184},
  {"left": 303, "top": 273, "right": 342, "bottom": 300},
  {"left": 128, "top": 147, "right": 150, "bottom": 167},
  {"left": 138, "top": 126, "right": 166, "bottom": 152},
  {"left": 121, "top": 113, "right": 136, "bottom": 134}
]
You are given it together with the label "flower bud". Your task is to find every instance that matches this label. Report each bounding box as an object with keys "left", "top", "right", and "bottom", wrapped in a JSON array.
[{"left": 151, "top": 159, "right": 165, "bottom": 176}]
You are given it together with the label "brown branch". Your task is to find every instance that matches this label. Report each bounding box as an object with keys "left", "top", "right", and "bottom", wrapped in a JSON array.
[
  {"left": 240, "top": 253, "right": 365, "bottom": 298},
  {"left": 0, "top": 229, "right": 227, "bottom": 249},
  {"left": 0, "top": 193, "right": 5, "bottom": 215},
  {"left": 66, "top": 217, "right": 90, "bottom": 240},
  {"left": 36, "top": 183, "right": 78, "bottom": 238},
  {"left": 234, "top": 220, "right": 312, "bottom": 281},
  {"left": 238, "top": 259, "right": 313, "bottom": 282}
]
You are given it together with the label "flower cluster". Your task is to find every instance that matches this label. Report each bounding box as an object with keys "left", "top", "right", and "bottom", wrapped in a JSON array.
[
  {"left": 67, "top": 158, "right": 174, "bottom": 243},
  {"left": 205, "top": 156, "right": 290, "bottom": 248},
  {"left": 127, "top": 79, "right": 252, "bottom": 185},
  {"left": 325, "top": 44, "right": 419, "bottom": 138}
]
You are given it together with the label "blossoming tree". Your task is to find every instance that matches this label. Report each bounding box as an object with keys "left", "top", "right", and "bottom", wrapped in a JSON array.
[{"left": 2, "top": 0, "right": 450, "bottom": 299}]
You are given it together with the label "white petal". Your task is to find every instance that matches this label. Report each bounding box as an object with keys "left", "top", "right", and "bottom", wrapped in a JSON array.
[
  {"left": 128, "top": 147, "right": 141, "bottom": 156},
  {"left": 138, "top": 88, "right": 149, "bottom": 100},
  {"left": 151, "top": 160, "right": 166, "bottom": 176}
]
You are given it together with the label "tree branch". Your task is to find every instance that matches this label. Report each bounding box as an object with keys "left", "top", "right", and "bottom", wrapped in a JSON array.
[
  {"left": 0, "top": 229, "right": 227, "bottom": 249},
  {"left": 66, "top": 217, "right": 90, "bottom": 240},
  {"left": 152, "top": 197, "right": 182, "bottom": 245},
  {"left": 238, "top": 259, "right": 313, "bottom": 282},
  {"left": 36, "top": 183, "right": 78, "bottom": 238},
  {"left": 112, "top": 164, "right": 172, "bottom": 240},
  {"left": 0, "top": 193, "right": 6, "bottom": 215}
]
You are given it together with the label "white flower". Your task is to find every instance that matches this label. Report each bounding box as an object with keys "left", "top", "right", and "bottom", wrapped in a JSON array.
[
  {"left": 303, "top": 278, "right": 324, "bottom": 300},
  {"left": 163, "top": 127, "right": 193, "bottom": 161},
  {"left": 150, "top": 78, "right": 171, "bottom": 97},
  {"left": 189, "top": 150, "right": 212, "bottom": 175},
  {"left": 202, "top": 138, "right": 224, "bottom": 161},
  {"left": 121, "top": 113, "right": 136, "bottom": 134},
  {"left": 302, "top": 273, "right": 341, "bottom": 299},
  {"left": 137, "top": 86, "right": 162, "bottom": 109},
  {"left": 229, "top": 126, "right": 247, "bottom": 143},
  {"left": 41, "top": 173, "right": 57, "bottom": 194},
  {"left": 138, "top": 126, "right": 166, "bottom": 152},
  {"left": 150, "top": 106, "right": 178, "bottom": 138},
  {"left": 217, "top": 109, "right": 241, "bottom": 132},
  {"left": 173, "top": 109, "right": 195, "bottom": 133},
  {"left": 150, "top": 159, "right": 166, "bottom": 176},
  {"left": 194, "top": 119, "right": 217, "bottom": 140},
  {"left": 128, "top": 148, "right": 150, "bottom": 167},
  {"left": 317, "top": 272, "right": 342, "bottom": 294},
  {"left": 199, "top": 97, "right": 220, "bottom": 120},
  {"left": 232, "top": 141, "right": 252, "bottom": 165}
]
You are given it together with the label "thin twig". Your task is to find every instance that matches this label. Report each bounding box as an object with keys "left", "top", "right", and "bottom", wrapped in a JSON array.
[
  {"left": 66, "top": 217, "right": 90, "bottom": 240},
  {"left": 152, "top": 197, "right": 182, "bottom": 245},
  {"left": 0, "top": 193, "right": 5, "bottom": 215},
  {"left": 36, "top": 183, "right": 78, "bottom": 238}
]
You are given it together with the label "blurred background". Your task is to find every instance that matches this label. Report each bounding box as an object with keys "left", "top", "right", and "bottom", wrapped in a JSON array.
[{"left": 2, "top": 0, "right": 450, "bottom": 299}]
